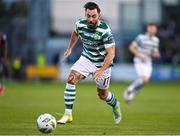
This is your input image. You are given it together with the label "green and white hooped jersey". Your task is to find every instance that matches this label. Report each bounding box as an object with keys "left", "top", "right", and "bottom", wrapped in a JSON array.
[
  {"left": 74, "top": 19, "right": 115, "bottom": 68},
  {"left": 133, "top": 33, "right": 159, "bottom": 63}
]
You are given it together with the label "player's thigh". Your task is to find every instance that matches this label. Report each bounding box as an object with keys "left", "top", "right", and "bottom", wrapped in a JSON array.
[
  {"left": 71, "top": 56, "right": 97, "bottom": 77},
  {"left": 134, "top": 62, "right": 152, "bottom": 78},
  {"left": 67, "top": 70, "right": 85, "bottom": 84},
  {"left": 142, "top": 63, "right": 152, "bottom": 83}
]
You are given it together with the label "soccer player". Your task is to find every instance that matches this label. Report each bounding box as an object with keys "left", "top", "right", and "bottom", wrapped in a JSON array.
[
  {"left": 57, "top": 2, "right": 121, "bottom": 125},
  {"left": 0, "top": 32, "right": 8, "bottom": 95},
  {"left": 124, "top": 23, "right": 160, "bottom": 102}
]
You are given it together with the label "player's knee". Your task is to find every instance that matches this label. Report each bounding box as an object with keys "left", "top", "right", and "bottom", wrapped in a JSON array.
[
  {"left": 67, "top": 72, "right": 78, "bottom": 85},
  {"left": 67, "top": 80, "right": 76, "bottom": 85},
  {"left": 97, "top": 88, "right": 108, "bottom": 100},
  {"left": 142, "top": 77, "right": 150, "bottom": 84},
  {"left": 67, "top": 76, "right": 77, "bottom": 85},
  {"left": 98, "top": 93, "right": 107, "bottom": 100},
  {"left": 67, "top": 78, "right": 78, "bottom": 85},
  {"left": 67, "top": 70, "right": 85, "bottom": 85}
]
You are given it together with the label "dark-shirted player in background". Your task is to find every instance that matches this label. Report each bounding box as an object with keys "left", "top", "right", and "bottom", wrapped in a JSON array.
[
  {"left": 124, "top": 24, "right": 160, "bottom": 103},
  {"left": 0, "top": 32, "right": 8, "bottom": 96}
]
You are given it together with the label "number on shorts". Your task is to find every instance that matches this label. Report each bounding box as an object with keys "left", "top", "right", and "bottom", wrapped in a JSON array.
[{"left": 103, "top": 77, "right": 110, "bottom": 86}]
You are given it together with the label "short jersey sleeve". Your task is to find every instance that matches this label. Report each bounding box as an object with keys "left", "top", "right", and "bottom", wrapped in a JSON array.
[
  {"left": 74, "top": 20, "right": 79, "bottom": 34},
  {"left": 133, "top": 34, "right": 142, "bottom": 47},
  {"left": 102, "top": 28, "right": 115, "bottom": 48},
  {"left": 153, "top": 38, "right": 160, "bottom": 52}
]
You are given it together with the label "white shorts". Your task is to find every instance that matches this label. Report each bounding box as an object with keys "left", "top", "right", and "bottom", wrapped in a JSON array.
[
  {"left": 134, "top": 58, "right": 152, "bottom": 78},
  {"left": 71, "top": 56, "right": 111, "bottom": 89}
]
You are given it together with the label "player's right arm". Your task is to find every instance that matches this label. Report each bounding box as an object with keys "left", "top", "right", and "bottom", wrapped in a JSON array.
[
  {"left": 129, "top": 39, "right": 146, "bottom": 62},
  {"left": 63, "top": 31, "right": 79, "bottom": 60}
]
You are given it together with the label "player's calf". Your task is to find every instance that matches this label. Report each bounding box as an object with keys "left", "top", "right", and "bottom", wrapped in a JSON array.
[{"left": 98, "top": 89, "right": 122, "bottom": 124}]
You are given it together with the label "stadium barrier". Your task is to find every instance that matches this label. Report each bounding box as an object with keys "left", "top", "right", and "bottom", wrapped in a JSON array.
[
  {"left": 26, "top": 65, "right": 59, "bottom": 80},
  {"left": 59, "top": 63, "right": 180, "bottom": 82},
  {"left": 25, "top": 63, "right": 180, "bottom": 81}
]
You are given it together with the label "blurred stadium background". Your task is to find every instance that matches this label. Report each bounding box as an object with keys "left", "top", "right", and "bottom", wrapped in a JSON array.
[
  {"left": 1, "top": 0, "right": 180, "bottom": 82},
  {"left": 0, "top": 0, "right": 180, "bottom": 135}
]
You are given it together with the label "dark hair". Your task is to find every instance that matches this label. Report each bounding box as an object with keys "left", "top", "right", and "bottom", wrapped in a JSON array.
[
  {"left": 147, "top": 23, "right": 157, "bottom": 27},
  {"left": 84, "top": 2, "right": 101, "bottom": 13}
]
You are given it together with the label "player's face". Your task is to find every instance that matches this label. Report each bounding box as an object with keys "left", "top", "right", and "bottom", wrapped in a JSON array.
[
  {"left": 85, "top": 9, "right": 100, "bottom": 29},
  {"left": 147, "top": 25, "right": 157, "bottom": 36}
]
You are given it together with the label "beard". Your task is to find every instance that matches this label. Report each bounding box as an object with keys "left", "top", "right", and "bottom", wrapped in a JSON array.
[{"left": 87, "top": 21, "right": 98, "bottom": 29}]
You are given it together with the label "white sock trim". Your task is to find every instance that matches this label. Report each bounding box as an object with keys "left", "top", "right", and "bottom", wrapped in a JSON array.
[
  {"left": 106, "top": 92, "right": 112, "bottom": 101},
  {"left": 115, "top": 101, "right": 120, "bottom": 108},
  {"left": 66, "top": 83, "right": 76, "bottom": 90},
  {"left": 128, "top": 78, "right": 143, "bottom": 91},
  {"left": 65, "top": 109, "right": 72, "bottom": 115}
]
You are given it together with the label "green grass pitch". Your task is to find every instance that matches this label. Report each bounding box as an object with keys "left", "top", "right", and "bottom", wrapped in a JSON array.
[{"left": 0, "top": 82, "right": 180, "bottom": 135}]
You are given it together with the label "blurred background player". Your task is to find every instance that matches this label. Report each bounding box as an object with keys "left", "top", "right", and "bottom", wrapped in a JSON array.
[
  {"left": 57, "top": 2, "right": 121, "bottom": 125},
  {"left": 0, "top": 32, "right": 8, "bottom": 95},
  {"left": 124, "top": 23, "right": 160, "bottom": 102}
]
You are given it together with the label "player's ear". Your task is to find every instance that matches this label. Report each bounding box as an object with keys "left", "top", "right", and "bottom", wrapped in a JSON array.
[
  {"left": 84, "top": 10, "right": 87, "bottom": 17},
  {"left": 99, "top": 13, "right": 101, "bottom": 18}
]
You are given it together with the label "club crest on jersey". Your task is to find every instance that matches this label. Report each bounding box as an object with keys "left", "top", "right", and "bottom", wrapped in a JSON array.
[{"left": 93, "top": 32, "right": 101, "bottom": 40}]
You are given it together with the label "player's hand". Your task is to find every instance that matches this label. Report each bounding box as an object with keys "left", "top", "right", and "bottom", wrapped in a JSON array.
[
  {"left": 137, "top": 53, "right": 147, "bottom": 62},
  {"left": 93, "top": 69, "right": 105, "bottom": 81},
  {"left": 63, "top": 49, "right": 72, "bottom": 61}
]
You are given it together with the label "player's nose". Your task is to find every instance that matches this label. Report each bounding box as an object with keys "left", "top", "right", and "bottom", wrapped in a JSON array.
[{"left": 89, "top": 17, "right": 93, "bottom": 22}]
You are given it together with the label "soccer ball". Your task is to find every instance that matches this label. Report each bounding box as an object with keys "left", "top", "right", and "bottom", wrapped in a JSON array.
[{"left": 37, "top": 113, "right": 57, "bottom": 133}]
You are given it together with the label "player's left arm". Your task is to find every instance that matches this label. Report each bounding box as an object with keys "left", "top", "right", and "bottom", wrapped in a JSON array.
[
  {"left": 93, "top": 27, "right": 115, "bottom": 80},
  {"left": 101, "top": 29, "right": 116, "bottom": 71},
  {"left": 151, "top": 39, "right": 160, "bottom": 58},
  {"left": 93, "top": 45, "right": 115, "bottom": 80},
  {"left": 101, "top": 45, "right": 115, "bottom": 71},
  {"left": 152, "top": 49, "right": 160, "bottom": 58}
]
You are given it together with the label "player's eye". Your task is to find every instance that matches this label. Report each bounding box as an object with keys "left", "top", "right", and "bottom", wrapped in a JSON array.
[
  {"left": 92, "top": 15, "right": 96, "bottom": 18},
  {"left": 87, "top": 14, "right": 96, "bottom": 18}
]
